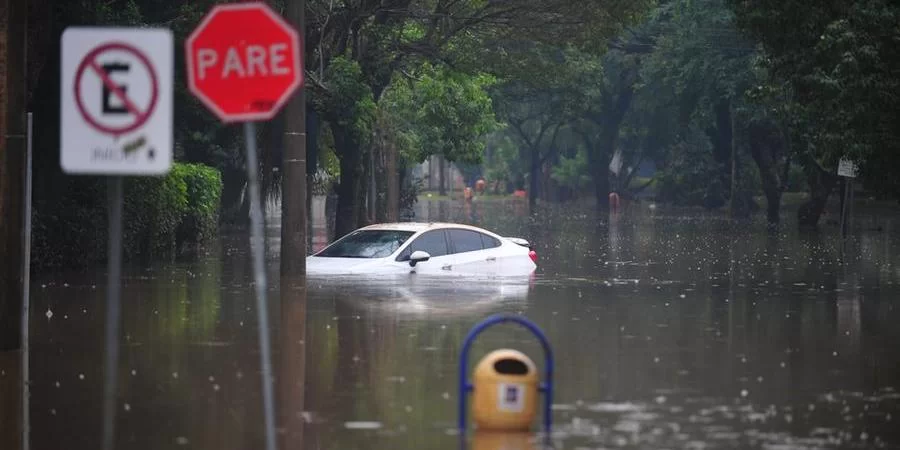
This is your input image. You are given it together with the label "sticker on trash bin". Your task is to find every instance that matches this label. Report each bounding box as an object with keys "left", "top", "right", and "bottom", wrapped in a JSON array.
[{"left": 498, "top": 383, "right": 525, "bottom": 412}]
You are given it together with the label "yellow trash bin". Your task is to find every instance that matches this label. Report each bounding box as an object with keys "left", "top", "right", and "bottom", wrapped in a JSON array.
[{"left": 472, "top": 349, "right": 538, "bottom": 432}]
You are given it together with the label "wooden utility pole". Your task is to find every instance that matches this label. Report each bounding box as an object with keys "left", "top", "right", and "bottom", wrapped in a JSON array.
[
  {"left": 281, "top": 0, "right": 307, "bottom": 276},
  {"left": 0, "top": 0, "right": 27, "bottom": 352}
]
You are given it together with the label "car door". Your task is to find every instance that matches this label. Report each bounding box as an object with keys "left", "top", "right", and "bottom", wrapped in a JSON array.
[
  {"left": 393, "top": 229, "right": 453, "bottom": 274},
  {"left": 446, "top": 228, "right": 496, "bottom": 275}
]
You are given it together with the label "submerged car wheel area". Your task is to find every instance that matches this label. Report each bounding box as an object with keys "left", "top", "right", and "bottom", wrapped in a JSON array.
[{"left": 306, "top": 222, "right": 537, "bottom": 277}]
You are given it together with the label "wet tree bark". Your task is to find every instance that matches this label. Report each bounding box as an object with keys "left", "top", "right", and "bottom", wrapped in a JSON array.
[
  {"left": 748, "top": 119, "right": 787, "bottom": 226},
  {"left": 384, "top": 140, "right": 398, "bottom": 221},
  {"left": 797, "top": 148, "right": 838, "bottom": 229},
  {"left": 730, "top": 106, "right": 742, "bottom": 217},
  {"left": 581, "top": 132, "right": 609, "bottom": 211},
  {"left": 585, "top": 75, "right": 633, "bottom": 212},
  {"left": 333, "top": 130, "right": 362, "bottom": 239},
  {"left": 438, "top": 155, "right": 446, "bottom": 196},
  {"left": 704, "top": 100, "right": 733, "bottom": 208},
  {"left": 0, "top": 0, "right": 27, "bottom": 352},
  {"left": 357, "top": 147, "right": 371, "bottom": 227},
  {"left": 529, "top": 145, "right": 540, "bottom": 210}
]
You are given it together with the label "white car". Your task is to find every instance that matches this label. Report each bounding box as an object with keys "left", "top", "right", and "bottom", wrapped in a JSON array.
[{"left": 306, "top": 222, "right": 538, "bottom": 277}]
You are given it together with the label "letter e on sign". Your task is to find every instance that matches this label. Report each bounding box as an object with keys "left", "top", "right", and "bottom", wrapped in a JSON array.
[
  {"left": 185, "top": 2, "right": 304, "bottom": 123},
  {"left": 60, "top": 27, "right": 173, "bottom": 175}
]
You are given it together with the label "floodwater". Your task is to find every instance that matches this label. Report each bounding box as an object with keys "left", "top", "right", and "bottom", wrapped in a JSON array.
[{"left": 3, "top": 198, "right": 900, "bottom": 450}]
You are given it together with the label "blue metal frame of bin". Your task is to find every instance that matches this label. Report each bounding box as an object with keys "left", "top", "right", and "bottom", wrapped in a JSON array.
[{"left": 457, "top": 314, "right": 554, "bottom": 435}]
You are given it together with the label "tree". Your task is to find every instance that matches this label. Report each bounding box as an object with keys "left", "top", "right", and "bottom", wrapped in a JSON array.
[
  {"left": 305, "top": 0, "right": 653, "bottom": 236},
  {"left": 627, "top": 0, "right": 793, "bottom": 223},
  {"left": 380, "top": 63, "right": 499, "bottom": 195},
  {"left": 730, "top": 0, "right": 900, "bottom": 226}
]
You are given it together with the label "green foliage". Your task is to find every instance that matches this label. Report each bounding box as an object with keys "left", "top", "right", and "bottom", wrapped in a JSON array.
[
  {"left": 483, "top": 133, "right": 524, "bottom": 193},
  {"left": 731, "top": 0, "right": 900, "bottom": 199},
  {"left": 125, "top": 162, "right": 222, "bottom": 260},
  {"left": 124, "top": 169, "right": 190, "bottom": 260},
  {"left": 176, "top": 163, "right": 223, "bottom": 245},
  {"left": 316, "top": 55, "right": 377, "bottom": 146},
  {"left": 551, "top": 149, "right": 592, "bottom": 191},
  {"left": 32, "top": 163, "right": 223, "bottom": 270},
  {"left": 383, "top": 64, "right": 500, "bottom": 166},
  {"left": 653, "top": 127, "right": 728, "bottom": 208}
]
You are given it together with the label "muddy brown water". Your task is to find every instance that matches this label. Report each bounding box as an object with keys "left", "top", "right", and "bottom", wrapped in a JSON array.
[{"left": 3, "top": 199, "right": 900, "bottom": 449}]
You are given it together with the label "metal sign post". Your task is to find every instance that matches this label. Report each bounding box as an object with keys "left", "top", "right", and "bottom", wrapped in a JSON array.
[
  {"left": 60, "top": 27, "right": 173, "bottom": 450},
  {"left": 185, "top": 5, "right": 304, "bottom": 450},
  {"left": 243, "top": 121, "right": 277, "bottom": 450},
  {"left": 837, "top": 158, "right": 858, "bottom": 238},
  {"left": 21, "top": 111, "right": 33, "bottom": 450},
  {"left": 102, "top": 176, "right": 124, "bottom": 450}
]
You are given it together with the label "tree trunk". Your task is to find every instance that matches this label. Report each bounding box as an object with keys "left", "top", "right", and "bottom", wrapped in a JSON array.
[
  {"left": 708, "top": 100, "right": 733, "bottom": 198},
  {"left": 0, "top": 0, "right": 27, "bottom": 352},
  {"left": 528, "top": 145, "right": 539, "bottom": 210},
  {"left": 334, "top": 130, "right": 362, "bottom": 238},
  {"left": 594, "top": 169, "right": 610, "bottom": 211},
  {"left": 729, "top": 104, "right": 742, "bottom": 217},
  {"left": 357, "top": 148, "right": 371, "bottom": 227},
  {"left": 383, "top": 139, "right": 398, "bottom": 222},
  {"left": 748, "top": 120, "right": 786, "bottom": 227},
  {"left": 797, "top": 149, "right": 838, "bottom": 229},
  {"left": 586, "top": 77, "right": 634, "bottom": 212},
  {"left": 438, "top": 155, "right": 446, "bottom": 196}
]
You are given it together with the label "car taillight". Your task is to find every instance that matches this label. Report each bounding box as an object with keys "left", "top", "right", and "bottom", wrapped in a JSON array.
[{"left": 528, "top": 250, "right": 538, "bottom": 263}]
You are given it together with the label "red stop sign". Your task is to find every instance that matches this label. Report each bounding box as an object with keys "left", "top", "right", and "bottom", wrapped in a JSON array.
[{"left": 185, "top": 2, "right": 303, "bottom": 122}]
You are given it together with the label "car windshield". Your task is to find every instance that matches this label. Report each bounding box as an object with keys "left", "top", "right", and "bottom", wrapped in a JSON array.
[{"left": 316, "top": 229, "right": 415, "bottom": 258}]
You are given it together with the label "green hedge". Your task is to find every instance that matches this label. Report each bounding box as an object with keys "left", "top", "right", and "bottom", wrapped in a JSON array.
[
  {"left": 124, "top": 163, "right": 222, "bottom": 260},
  {"left": 32, "top": 162, "right": 222, "bottom": 270},
  {"left": 177, "top": 163, "right": 223, "bottom": 245}
]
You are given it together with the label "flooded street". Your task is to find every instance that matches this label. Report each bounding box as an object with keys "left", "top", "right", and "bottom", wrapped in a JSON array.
[{"left": 9, "top": 199, "right": 900, "bottom": 449}]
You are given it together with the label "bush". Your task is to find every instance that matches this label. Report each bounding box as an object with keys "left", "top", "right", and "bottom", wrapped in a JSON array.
[
  {"left": 124, "top": 162, "right": 222, "bottom": 261},
  {"left": 176, "top": 163, "right": 222, "bottom": 245},
  {"left": 32, "top": 162, "right": 223, "bottom": 270},
  {"left": 124, "top": 168, "right": 189, "bottom": 260}
]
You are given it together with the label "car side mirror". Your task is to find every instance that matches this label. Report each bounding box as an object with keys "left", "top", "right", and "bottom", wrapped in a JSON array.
[{"left": 409, "top": 250, "right": 431, "bottom": 267}]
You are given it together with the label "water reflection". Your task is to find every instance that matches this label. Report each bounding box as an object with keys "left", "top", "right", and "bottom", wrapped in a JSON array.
[
  {"left": 13, "top": 199, "right": 900, "bottom": 450},
  {"left": 278, "top": 276, "right": 307, "bottom": 450},
  {"left": 308, "top": 274, "right": 532, "bottom": 319},
  {"left": 0, "top": 350, "right": 22, "bottom": 450}
]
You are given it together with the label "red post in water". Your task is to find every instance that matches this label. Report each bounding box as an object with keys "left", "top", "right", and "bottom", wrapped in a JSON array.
[{"left": 609, "top": 192, "right": 620, "bottom": 213}]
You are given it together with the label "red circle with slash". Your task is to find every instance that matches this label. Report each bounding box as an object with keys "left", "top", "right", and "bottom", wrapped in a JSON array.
[{"left": 74, "top": 42, "right": 159, "bottom": 136}]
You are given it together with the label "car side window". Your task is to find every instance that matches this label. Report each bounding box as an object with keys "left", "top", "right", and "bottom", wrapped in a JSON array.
[
  {"left": 396, "top": 230, "right": 448, "bottom": 261},
  {"left": 481, "top": 233, "right": 501, "bottom": 249},
  {"left": 448, "top": 229, "right": 484, "bottom": 254}
]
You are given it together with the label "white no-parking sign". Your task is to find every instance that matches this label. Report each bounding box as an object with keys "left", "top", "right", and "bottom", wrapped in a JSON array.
[{"left": 60, "top": 27, "right": 173, "bottom": 175}]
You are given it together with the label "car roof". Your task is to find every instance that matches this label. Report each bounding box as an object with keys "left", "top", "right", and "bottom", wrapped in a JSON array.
[{"left": 357, "top": 222, "right": 497, "bottom": 235}]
